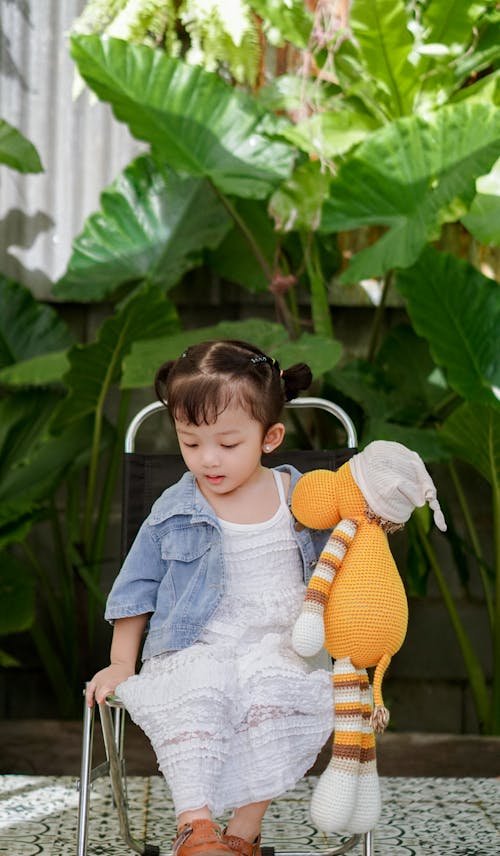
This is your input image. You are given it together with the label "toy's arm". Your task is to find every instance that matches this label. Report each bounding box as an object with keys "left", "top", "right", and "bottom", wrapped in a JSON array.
[{"left": 292, "top": 518, "right": 358, "bottom": 657}]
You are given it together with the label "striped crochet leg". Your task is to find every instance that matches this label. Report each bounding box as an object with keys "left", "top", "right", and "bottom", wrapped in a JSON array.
[
  {"left": 345, "top": 671, "right": 382, "bottom": 833},
  {"left": 310, "top": 657, "right": 362, "bottom": 833}
]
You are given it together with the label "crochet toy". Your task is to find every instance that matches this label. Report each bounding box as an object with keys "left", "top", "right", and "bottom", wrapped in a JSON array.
[{"left": 291, "top": 441, "right": 446, "bottom": 835}]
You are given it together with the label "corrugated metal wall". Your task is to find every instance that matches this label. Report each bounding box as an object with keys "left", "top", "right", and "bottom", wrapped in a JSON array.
[{"left": 0, "top": 0, "right": 143, "bottom": 298}]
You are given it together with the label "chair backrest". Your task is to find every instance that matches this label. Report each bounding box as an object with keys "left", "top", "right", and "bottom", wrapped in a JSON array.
[{"left": 121, "top": 397, "right": 358, "bottom": 556}]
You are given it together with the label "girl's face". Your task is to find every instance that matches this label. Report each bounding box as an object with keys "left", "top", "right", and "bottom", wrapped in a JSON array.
[{"left": 175, "top": 403, "right": 283, "bottom": 500}]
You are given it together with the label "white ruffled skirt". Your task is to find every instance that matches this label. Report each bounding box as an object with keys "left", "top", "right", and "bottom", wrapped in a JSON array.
[{"left": 117, "top": 632, "right": 333, "bottom": 816}]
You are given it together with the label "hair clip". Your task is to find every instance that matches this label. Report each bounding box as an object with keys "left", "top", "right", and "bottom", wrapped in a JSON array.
[{"left": 250, "top": 355, "right": 269, "bottom": 364}]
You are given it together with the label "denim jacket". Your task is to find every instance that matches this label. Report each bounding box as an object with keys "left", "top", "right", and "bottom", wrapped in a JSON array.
[{"left": 105, "top": 465, "right": 329, "bottom": 660}]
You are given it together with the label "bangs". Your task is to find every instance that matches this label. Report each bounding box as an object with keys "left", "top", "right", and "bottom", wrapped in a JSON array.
[{"left": 168, "top": 376, "right": 258, "bottom": 425}]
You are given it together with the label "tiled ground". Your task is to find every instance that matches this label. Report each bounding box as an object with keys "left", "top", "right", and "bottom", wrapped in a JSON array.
[{"left": 0, "top": 775, "right": 498, "bottom": 856}]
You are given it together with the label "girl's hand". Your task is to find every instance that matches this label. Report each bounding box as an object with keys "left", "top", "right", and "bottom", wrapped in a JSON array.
[{"left": 85, "top": 663, "right": 135, "bottom": 708}]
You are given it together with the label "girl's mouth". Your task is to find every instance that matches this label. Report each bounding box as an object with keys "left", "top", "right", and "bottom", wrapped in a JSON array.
[{"left": 206, "top": 475, "right": 224, "bottom": 484}]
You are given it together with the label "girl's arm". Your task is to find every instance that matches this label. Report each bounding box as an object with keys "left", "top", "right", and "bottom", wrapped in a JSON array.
[{"left": 85, "top": 613, "right": 150, "bottom": 708}]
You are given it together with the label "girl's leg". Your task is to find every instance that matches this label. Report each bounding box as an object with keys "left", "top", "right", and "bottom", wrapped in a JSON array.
[
  {"left": 224, "top": 800, "right": 271, "bottom": 852},
  {"left": 177, "top": 807, "right": 213, "bottom": 829},
  {"left": 173, "top": 808, "right": 232, "bottom": 856}
]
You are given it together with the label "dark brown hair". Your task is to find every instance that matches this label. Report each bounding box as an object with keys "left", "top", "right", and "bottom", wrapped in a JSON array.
[{"left": 154, "top": 339, "right": 312, "bottom": 430}]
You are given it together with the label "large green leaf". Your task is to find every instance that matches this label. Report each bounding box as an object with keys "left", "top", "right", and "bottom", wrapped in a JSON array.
[
  {"left": 70, "top": 35, "right": 295, "bottom": 198},
  {"left": 0, "top": 390, "right": 106, "bottom": 546},
  {"left": 0, "top": 119, "right": 43, "bottom": 173},
  {"left": 278, "top": 109, "right": 380, "bottom": 160},
  {"left": 54, "top": 155, "right": 232, "bottom": 301},
  {"left": 462, "top": 158, "right": 500, "bottom": 245},
  {"left": 122, "top": 320, "right": 342, "bottom": 389},
  {"left": 333, "top": 38, "right": 396, "bottom": 124},
  {"left": 441, "top": 402, "right": 500, "bottom": 486},
  {"left": 463, "top": 192, "right": 500, "bottom": 245},
  {"left": 421, "top": 0, "right": 487, "bottom": 49},
  {"left": 0, "top": 553, "right": 35, "bottom": 635},
  {"left": 0, "top": 276, "right": 73, "bottom": 369},
  {"left": 349, "top": 0, "right": 418, "bottom": 117},
  {"left": 53, "top": 284, "right": 180, "bottom": 430},
  {"left": 0, "top": 351, "right": 70, "bottom": 387},
  {"left": 452, "top": 17, "right": 500, "bottom": 91},
  {"left": 269, "top": 160, "right": 331, "bottom": 232},
  {"left": 414, "top": 2, "right": 495, "bottom": 111},
  {"left": 375, "top": 324, "right": 450, "bottom": 421},
  {"left": 0, "top": 391, "right": 64, "bottom": 486},
  {"left": 396, "top": 248, "right": 500, "bottom": 408},
  {"left": 321, "top": 101, "right": 500, "bottom": 281}
]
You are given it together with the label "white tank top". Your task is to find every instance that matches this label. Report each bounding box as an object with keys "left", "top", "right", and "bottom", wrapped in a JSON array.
[{"left": 200, "top": 470, "right": 305, "bottom": 644}]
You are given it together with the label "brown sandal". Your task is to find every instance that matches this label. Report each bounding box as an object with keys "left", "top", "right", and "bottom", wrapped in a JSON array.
[
  {"left": 222, "top": 830, "right": 262, "bottom": 856},
  {"left": 173, "top": 820, "right": 234, "bottom": 856}
]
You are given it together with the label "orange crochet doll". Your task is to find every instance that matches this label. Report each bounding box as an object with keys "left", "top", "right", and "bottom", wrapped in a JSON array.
[{"left": 291, "top": 441, "right": 446, "bottom": 835}]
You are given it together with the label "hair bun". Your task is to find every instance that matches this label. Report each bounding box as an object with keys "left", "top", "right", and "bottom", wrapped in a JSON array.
[{"left": 282, "top": 362, "right": 312, "bottom": 401}]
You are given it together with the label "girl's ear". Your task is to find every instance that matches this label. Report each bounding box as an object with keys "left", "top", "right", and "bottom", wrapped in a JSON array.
[{"left": 262, "top": 422, "right": 285, "bottom": 453}]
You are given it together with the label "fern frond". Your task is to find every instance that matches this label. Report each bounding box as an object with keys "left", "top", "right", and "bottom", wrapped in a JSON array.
[
  {"left": 72, "top": 0, "right": 128, "bottom": 35},
  {"left": 108, "top": 0, "right": 178, "bottom": 48},
  {"left": 180, "top": 0, "right": 260, "bottom": 85}
]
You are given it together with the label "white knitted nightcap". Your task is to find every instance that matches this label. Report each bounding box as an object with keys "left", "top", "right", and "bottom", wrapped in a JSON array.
[{"left": 349, "top": 441, "right": 447, "bottom": 531}]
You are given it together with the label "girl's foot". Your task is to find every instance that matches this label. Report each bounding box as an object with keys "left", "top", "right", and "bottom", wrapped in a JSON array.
[
  {"left": 222, "top": 830, "right": 262, "bottom": 856},
  {"left": 173, "top": 820, "right": 233, "bottom": 856}
]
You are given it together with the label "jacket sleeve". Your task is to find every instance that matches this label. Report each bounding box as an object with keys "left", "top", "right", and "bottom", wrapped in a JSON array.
[{"left": 104, "top": 518, "right": 164, "bottom": 622}]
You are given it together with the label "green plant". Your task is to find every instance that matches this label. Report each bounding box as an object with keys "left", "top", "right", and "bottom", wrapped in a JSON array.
[{"left": 1, "top": 0, "right": 499, "bottom": 727}]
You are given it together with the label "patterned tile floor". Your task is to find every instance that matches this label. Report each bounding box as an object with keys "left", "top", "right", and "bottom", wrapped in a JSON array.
[{"left": 0, "top": 775, "right": 498, "bottom": 856}]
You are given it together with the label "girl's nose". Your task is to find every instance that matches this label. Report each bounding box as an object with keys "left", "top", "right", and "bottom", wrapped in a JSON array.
[{"left": 201, "top": 446, "right": 220, "bottom": 467}]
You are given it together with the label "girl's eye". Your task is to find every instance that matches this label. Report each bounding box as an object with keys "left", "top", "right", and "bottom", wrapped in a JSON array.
[
  {"left": 221, "top": 443, "right": 238, "bottom": 449},
  {"left": 183, "top": 442, "right": 198, "bottom": 448}
]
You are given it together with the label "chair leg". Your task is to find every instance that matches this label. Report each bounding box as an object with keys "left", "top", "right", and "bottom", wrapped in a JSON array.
[
  {"left": 99, "top": 700, "right": 160, "bottom": 856},
  {"left": 362, "top": 830, "right": 374, "bottom": 856},
  {"left": 76, "top": 695, "right": 95, "bottom": 856}
]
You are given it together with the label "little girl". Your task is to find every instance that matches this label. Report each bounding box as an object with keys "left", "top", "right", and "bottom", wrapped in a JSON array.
[{"left": 86, "top": 339, "right": 334, "bottom": 856}]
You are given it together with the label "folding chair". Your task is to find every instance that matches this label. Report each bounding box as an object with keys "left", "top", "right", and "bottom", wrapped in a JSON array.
[{"left": 76, "top": 397, "right": 375, "bottom": 856}]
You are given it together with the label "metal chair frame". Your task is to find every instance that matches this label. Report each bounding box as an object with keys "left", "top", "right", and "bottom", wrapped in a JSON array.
[{"left": 76, "top": 397, "right": 374, "bottom": 856}]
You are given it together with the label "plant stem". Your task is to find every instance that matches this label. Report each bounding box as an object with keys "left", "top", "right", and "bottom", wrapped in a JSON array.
[
  {"left": 300, "top": 232, "right": 334, "bottom": 338},
  {"left": 91, "top": 390, "right": 131, "bottom": 567},
  {"left": 83, "top": 331, "right": 126, "bottom": 553},
  {"left": 449, "top": 461, "right": 493, "bottom": 627},
  {"left": 366, "top": 270, "right": 392, "bottom": 362},
  {"left": 415, "top": 517, "right": 492, "bottom": 732},
  {"left": 212, "top": 187, "right": 273, "bottom": 281},
  {"left": 30, "top": 623, "right": 74, "bottom": 717},
  {"left": 21, "top": 542, "right": 66, "bottom": 651}
]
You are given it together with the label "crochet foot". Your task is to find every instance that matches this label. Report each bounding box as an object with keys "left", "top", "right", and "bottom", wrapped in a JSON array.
[
  {"left": 344, "top": 772, "right": 382, "bottom": 833},
  {"left": 310, "top": 763, "right": 359, "bottom": 833}
]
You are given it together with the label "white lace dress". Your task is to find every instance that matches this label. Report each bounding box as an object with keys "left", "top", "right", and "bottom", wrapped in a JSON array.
[{"left": 117, "top": 471, "right": 334, "bottom": 817}]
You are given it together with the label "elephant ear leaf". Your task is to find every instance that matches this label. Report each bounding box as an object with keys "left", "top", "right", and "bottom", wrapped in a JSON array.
[
  {"left": 70, "top": 35, "right": 295, "bottom": 198},
  {"left": 0, "top": 553, "right": 35, "bottom": 639},
  {"left": 321, "top": 101, "right": 500, "bottom": 281},
  {"left": 0, "top": 276, "right": 73, "bottom": 369},
  {"left": 441, "top": 403, "right": 500, "bottom": 487},
  {"left": 0, "top": 119, "right": 43, "bottom": 173},
  {"left": 396, "top": 247, "right": 500, "bottom": 408},
  {"left": 54, "top": 155, "right": 232, "bottom": 302},
  {"left": 53, "top": 284, "right": 179, "bottom": 430}
]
